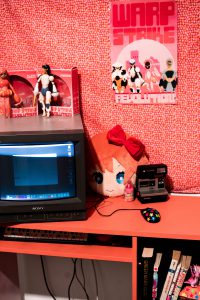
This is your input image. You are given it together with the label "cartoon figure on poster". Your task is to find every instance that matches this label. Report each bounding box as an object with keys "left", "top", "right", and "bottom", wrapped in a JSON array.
[
  {"left": 112, "top": 62, "right": 128, "bottom": 93},
  {"left": 0, "top": 68, "right": 22, "bottom": 118},
  {"left": 144, "top": 59, "right": 161, "bottom": 92},
  {"left": 111, "top": 55, "right": 178, "bottom": 95},
  {"left": 127, "top": 59, "right": 145, "bottom": 93},
  {"left": 159, "top": 59, "right": 178, "bottom": 92},
  {"left": 33, "top": 64, "right": 58, "bottom": 117},
  {"left": 88, "top": 125, "right": 148, "bottom": 199}
]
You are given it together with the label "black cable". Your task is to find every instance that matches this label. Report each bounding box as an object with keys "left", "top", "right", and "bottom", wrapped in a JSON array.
[
  {"left": 68, "top": 259, "right": 90, "bottom": 300},
  {"left": 74, "top": 259, "right": 90, "bottom": 300},
  {"left": 91, "top": 260, "right": 99, "bottom": 299},
  {"left": 40, "top": 256, "right": 57, "bottom": 300},
  {"left": 88, "top": 196, "right": 142, "bottom": 217},
  {"left": 95, "top": 203, "right": 141, "bottom": 217},
  {"left": 67, "top": 258, "right": 77, "bottom": 300},
  {"left": 80, "top": 259, "right": 86, "bottom": 292}
]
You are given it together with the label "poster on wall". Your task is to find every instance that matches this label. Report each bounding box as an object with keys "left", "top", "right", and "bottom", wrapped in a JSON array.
[{"left": 110, "top": 0, "right": 177, "bottom": 104}]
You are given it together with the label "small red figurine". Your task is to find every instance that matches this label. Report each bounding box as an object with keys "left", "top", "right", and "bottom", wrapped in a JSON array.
[
  {"left": 0, "top": 68, "right": 22, "bottom": 118},
  {"left": 124, "top": 180, "right": 134, "bottom": 201}
]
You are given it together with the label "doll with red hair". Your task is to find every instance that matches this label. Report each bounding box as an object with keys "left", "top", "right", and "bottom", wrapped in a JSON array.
[{"left": 88, "top": 125, "right": 148, "bottom": 198}]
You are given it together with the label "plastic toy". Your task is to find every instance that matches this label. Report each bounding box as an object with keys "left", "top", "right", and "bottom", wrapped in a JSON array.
[
  {"left": 88, "top": 125, "right": 148, "bottom": 197},
  {"left": 0, "top": 68, "right": 22, "bottom": 117},
  {"left": 124, "top": 180, "right": 134, "bottom": 201},
  {"left": 185, "top": 265, "right": 200, "bottom": 287},
  {"left": 33, "top": 64, "right": 58, "bottom": 117},
  {"left": 179, "top": 265, "right": 200, "bottom": 299}
]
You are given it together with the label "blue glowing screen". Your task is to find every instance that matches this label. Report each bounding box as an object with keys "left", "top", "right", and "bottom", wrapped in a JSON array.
[{"left": 0, "top": 143, "right": 76, "bottom": 201}]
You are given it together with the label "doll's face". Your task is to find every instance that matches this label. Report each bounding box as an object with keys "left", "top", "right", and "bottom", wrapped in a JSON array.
[
  {"left": 90, "top": 158, "right": 126, "bottom": 197},
  {"left": 0, "top": 70, "right": 7, "bottom": 79},
  {"left": 41, "top": 67, "right": 47, "bottom": 75}
]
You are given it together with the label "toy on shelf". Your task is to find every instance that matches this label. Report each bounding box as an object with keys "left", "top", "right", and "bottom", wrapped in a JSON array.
[
  {"left": 88, "top": 125, "right": 148, "bottom": 197},
  {"left": 0, "top": 67, "right": 79, "bottom": 118},
  {"left": 0, "top": 68, "right": 22, "bottom": 117},
  {"left": 179, "top": 265, "right": 200, "bottom": 299},
  {"left": 124, "top": 180, "right": 134, "bottom": 201},
  {"left": 33, "top": 64, "right": 58, "bottom": 117},
  {"left": 185, "top": 265, "right": 200, "bottom": 287}
]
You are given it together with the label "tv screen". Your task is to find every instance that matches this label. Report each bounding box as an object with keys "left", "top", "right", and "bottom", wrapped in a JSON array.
[
  {"left": 0, "top": 143, "right": 76, "bottom": 201},
  {"left": 0, "top": 115, "right": 86, "bottom": 223}
]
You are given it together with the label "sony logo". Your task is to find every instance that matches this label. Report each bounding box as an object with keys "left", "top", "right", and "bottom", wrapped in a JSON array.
[{"left": 32, "top": 206, "right": 44, "bottom": 211}]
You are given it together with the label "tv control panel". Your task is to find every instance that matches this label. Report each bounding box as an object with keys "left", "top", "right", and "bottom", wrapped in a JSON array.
[{"left": 0, "top": 211, "right": 86, "bottom": 224}]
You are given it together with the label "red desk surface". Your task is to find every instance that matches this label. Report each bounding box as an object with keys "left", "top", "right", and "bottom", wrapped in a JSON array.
[{"left": 9, "top": 195, "right": 200, "bottom": 241}]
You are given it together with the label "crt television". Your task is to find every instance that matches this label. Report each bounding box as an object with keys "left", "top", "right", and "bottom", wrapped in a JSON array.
[{"left": 0, "top": 115, "right": 86, "bottom": 224}]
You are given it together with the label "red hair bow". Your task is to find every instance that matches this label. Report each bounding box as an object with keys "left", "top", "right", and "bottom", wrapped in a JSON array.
[{"left": 107, "top": 125, "right": 145, "bottom": 161}]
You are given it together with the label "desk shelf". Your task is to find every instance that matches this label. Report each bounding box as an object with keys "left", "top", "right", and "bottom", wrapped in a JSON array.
[
  {"left": 0, "top": 240, "right": 134, "bottom": 262},
  {"left": 0, "top": 195, "right": 199, "bottom": 300}
]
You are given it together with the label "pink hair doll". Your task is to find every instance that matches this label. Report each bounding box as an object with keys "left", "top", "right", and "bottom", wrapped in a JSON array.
[{"left": 88, "top": 125, "right": 148, "bottom": 197}]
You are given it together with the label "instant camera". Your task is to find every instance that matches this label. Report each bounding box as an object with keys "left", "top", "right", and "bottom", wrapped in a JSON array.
[{"left": 135, "top": 164, "right": 169, "bottom": 203}]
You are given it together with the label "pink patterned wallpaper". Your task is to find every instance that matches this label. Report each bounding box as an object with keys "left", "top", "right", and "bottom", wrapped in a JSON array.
[{"left": 0, "top": 0, "right": 199, "bottom": 192}]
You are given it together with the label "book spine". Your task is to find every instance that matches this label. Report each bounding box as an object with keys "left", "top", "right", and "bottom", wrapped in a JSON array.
[
  {"left": 167, "top": 261, "right": 181, "bottom": 298},
  {"left": 138, "top": 247, "right": 154, "bottom": 300},
  {"left": 143, "top": 258, "right": 149, "bottom": 298},
  {"left": 152, "top": 253, "right": 162, "bottom": 300},
  {"left": 171, "top": 268, "right": 188, "bottom": 300},
  {"left": 152, "top": 269, "right": 158, "bottom": 300},
  {"left": 160, "top": 260, "right": 178, "bottom": 299}
]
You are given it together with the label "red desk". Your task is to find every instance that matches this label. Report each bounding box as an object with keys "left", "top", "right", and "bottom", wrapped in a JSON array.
[{"left": 0, "top": 195, "right": 199, "bottom": 299}]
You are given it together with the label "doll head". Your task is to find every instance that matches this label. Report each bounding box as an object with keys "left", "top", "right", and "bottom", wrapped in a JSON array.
[
  {"left": 88, "top": 125, "right": 148, "bottom": 197},
  {"left": 41, "top": 64, "right": 51, "bottom": 75},
  {"left": 0, "top": 68, "right": 8, "bottom": 79}
]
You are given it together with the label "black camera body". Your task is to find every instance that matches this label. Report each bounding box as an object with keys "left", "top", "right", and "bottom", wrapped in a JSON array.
[{"left": 135, "top": 164, "right": 169, "bottom": 204}]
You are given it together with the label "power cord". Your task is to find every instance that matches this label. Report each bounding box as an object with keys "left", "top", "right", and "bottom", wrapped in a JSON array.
[
  {"left": 80, "top": 259, "right": 87, "bottom": 294},
  {"left": 40, "top": 256, "right": 90, "bottom": 300},
  {"left": 40, "top": 256, "right": 57, "bottom": 300},
  {"left": 91, "top": 260, "right": 99, "bottom": 300},
  {"left": 94, "top": 198, "right": 141, "bottom": 217},
  {"left": 87, "top": 196, "right": 142, "bottom": 217},
  {"left": 67, "top": 258, "right": 76, "bottom": 299},
  {"left": 74, "top": 259, "right": 90, "bottom": 299},
  {"left": 68, "top": 258, "right": 90, "bottom": 300}
]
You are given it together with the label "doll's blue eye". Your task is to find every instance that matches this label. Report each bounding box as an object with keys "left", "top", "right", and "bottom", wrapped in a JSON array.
[
  {"left": 116, "top": 171, "right": 125, "bottom": 184},
  {"left": 93, "top": 172, "right": 103, "bottom": 184}
]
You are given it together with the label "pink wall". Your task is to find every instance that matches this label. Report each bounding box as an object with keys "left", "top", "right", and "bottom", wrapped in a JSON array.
[{"left": 1, "top": 0, "right": 199, "bottom": 192}]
